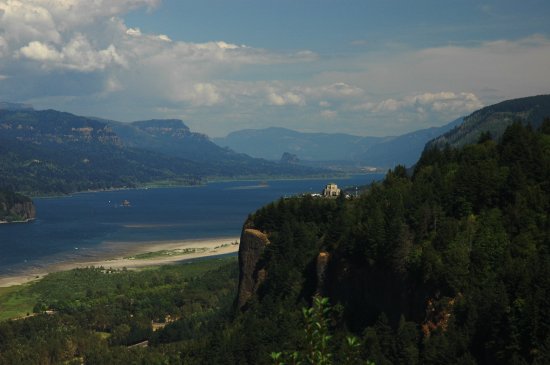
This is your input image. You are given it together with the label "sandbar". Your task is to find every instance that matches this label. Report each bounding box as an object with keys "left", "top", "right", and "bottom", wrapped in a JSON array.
[{"left": 0, "top": 237, "right": 239, "bottom": 288}]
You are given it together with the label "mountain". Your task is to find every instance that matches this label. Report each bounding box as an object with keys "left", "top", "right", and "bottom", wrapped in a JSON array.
[
  {"left": 214, "top": 119, "right": 462, "bottom": 168},
  {"left": 0, "top": 109, "right": 322, "bottom": 195},
  {"left": 214, "top": 127, "right": 388, "bottom": 161},
  {"left": 427, "top": 94, "right": 550, "bottom": 149},
  {"left": 356, "top": 117, "right": 463, "bottom": 167},
  {"left": 108, "top": 119, "right": 298, "bottom": 174},
  {"left": 110, "top": 119, "right": 223, "bottom": 162},
  {"left": 0, "top": 109, "right": 205, "bottom": 194},
  {"left": 0, "top": 102, "right": 33, "bottom": 111}
]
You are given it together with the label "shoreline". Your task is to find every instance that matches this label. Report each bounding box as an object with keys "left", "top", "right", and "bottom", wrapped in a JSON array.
[
  {"left": 0, "top": 218, "right": 36, "bottom": 224},
  {"left": 29, "top": 173, "right": 375, "bottom": 198},
  {"left": 0, "top": 236, "right": 240, "bottom": 288}
]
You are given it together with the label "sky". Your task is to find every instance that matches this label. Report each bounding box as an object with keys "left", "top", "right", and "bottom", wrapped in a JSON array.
[{"left": 0, "top": 1, "right": 549, "bottom": 137}]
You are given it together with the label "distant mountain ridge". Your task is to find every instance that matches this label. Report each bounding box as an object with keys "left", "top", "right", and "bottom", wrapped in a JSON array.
[
  {"left": 0, "top": 109, "right": 323, "bottom": 195},
  {"left": 427, "top": 94, "right": 550, "bottom": 149},
  {"left": 215, "top": 127, "right": 387, "bottom": 161},
  {"left": 214, "top": 118, "right": 463, "bottom": 168},
  {"left": 0, "top": 102, "right": 33, "bottom": 111}
]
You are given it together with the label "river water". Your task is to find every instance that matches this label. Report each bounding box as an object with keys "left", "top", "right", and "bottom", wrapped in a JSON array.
[{"left": 0, "top": 175, "right": 383, "bottom": 276}]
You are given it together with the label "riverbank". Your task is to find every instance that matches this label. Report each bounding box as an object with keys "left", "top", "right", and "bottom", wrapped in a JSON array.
[{"left": 0, "top": 237, "right": 239, "bottom": 288}]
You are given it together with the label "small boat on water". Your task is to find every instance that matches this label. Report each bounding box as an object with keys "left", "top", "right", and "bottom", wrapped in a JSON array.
[{"left": 121, "top": 199, "right": 131, "bottom": 207}]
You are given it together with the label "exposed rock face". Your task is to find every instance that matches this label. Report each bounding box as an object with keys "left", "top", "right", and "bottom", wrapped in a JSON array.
[
  {"left": 0, "top": 201, "right": 36, "bottom": 222},
  {"left": 237, "top": 228, "right": 270, "bottom": 309},
  {"left": 280, "top": 152, "right": 300, "bottom": 164},
  {"left": 316, "top": 251, "right": 330, "bottom": 296}
]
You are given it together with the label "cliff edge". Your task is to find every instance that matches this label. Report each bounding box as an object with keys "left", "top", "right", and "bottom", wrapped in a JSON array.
[
  {"left": 0, "top": 190, "right": 36, "bottom": 223},
  {"left": 236, "top": 228, "right": 270, "bottom": 309}
]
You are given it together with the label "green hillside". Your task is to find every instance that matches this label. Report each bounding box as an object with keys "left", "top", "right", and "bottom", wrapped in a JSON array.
[
  {"left": 0, "top": 109, "right": 323, "bottom": 195},
  {"left": 428, "top": 94, "right": 550, "bottom": 149}
]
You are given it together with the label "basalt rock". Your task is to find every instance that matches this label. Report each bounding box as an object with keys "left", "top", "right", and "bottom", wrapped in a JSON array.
[
  {"left": 236, "top": 228, "right": 270, "bottom": 309},
  {"left": 316, "top": 251, "right": 330, "bottom": 296},
  {"left": 0, "top": 192, "right": 36, "bottom": 223}
]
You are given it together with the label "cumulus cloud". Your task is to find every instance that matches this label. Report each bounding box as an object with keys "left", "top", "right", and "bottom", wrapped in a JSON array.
[
  {"left": 267, "top": 91, "right": 305, "bottom": 106},
  {"left": 18, "top": 34, "right": 125, "bottom": 71},
  {"left": 19, "top": 41, "right": 62, "bottom": 62}
]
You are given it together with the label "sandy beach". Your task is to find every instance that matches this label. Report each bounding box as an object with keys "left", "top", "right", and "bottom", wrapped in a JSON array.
[{"left": 0, "top": 237, "right": 240, "bottom": 288}]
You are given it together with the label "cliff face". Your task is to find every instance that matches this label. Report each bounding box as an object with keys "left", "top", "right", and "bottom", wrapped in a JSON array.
[
  {"left": 236, "top": 227, "right": 270, "bottom": 309},
  {"left": 0, "top": 195, "right": 36, "bottom": 223}
]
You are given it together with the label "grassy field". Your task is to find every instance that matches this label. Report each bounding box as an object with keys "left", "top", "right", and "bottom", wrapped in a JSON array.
[{"left": 0, "top": 285, "right": 38, "bottom": 321}]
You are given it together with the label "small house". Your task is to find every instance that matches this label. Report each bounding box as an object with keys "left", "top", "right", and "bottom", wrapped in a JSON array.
[{"left": 322, "top": 183, "right": 340, "bottom": 197}]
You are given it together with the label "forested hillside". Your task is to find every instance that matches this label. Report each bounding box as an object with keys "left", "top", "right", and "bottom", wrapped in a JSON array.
[
  {"left": 219, "top": 119, "right": 550, "bottom": 364},
  {"left": 0, "top": 109, "right": 323, "bottom": 195},
  {"left": 428, "top": 94, "right": 550, "bottom": 149},
  {"left": 226, "top": 120, "right": 550, "bottom": 364}
]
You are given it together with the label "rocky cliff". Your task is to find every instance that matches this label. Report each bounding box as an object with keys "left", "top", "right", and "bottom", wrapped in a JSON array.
[
  {"left": 236, "top": 227, "right": 270, "bottom": 309},
  {"left": 0, "top": 191, "right": 36, "bottom": 222}
]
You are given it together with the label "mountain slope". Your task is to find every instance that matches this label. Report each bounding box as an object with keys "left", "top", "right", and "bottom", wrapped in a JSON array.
[
  {"left": 427, "top": 94, "right": 550, "bottom": 149},
  {"left": 356, "top": 117, "right": 463, "bottom": 167},
  {"left": 0, "top": 109, "right": 204, "bottom": 194},
  {"left": 214, "top": 119, "right": 462, "bottom": 168},
  {"left": 110, "top": 119, "right": 324, "bottom": 177},
  {"left": 0, "top": 109, "right": 324, "bottom": 194},
  {"left": 214, "top": 127, "right": 388, "bottom": 161}
]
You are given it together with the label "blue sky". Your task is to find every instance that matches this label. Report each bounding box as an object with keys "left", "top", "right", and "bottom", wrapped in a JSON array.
[{"left": 0, "top": 0, "right": 549, "bottom": 137}]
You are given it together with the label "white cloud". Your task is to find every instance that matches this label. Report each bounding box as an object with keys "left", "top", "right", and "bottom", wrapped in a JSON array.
[
  {"left": 126, "top": 27, "right": 142, "bottom": 37},
  {"left": 189, "top": 83, "right": 222, "bottom": 106},
  {"left": 17, "top": 34, "right": 125, "bottom": 72},
  {"left": 18, "top": 41, "right": 62, "bottom": 62},
  {"left": 267, "top": 91, "right": 305, "bottom": 106}
]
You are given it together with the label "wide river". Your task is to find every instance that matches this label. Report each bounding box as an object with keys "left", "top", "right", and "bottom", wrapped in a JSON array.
[{"left": 0, "top": 175, "right": 383, "bottom": 276}]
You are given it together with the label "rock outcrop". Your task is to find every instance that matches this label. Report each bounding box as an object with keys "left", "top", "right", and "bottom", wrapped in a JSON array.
[
  {"left": 316, "top": 251, "right": 330, "bottom": 296},
  {"left": 0, "top": 193, "right": 36, "bottom": 223},
  {"left": 237, "top": 228, "right": 270, "bottom": 309},
  {"left": 280, "top": 152, "right": 300, "bottom": 165}
]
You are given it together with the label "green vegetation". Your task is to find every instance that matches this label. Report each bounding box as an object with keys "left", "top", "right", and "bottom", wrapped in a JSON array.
[
  {"left": 1, "top": 120, "right": 549, "bottom": 364},
  {"left": 0, "top": 257, "right": 238, "bottom": 364},
  {"left": 0, "top": 286, "right": 39, "bottom": 321},
  {"left": 228, "top": 119, "right": 550, "bottom": 364},
  {"left": 428, "top": 94, "right": 550, "bottom": 149},
  {"left": 0, "top": 109, "right": 323, "bottom": 196}
]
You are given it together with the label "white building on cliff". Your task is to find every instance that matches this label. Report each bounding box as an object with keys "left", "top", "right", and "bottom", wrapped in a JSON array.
[{"left": 322, "top": 183, "right": 341, "bottom": 197}]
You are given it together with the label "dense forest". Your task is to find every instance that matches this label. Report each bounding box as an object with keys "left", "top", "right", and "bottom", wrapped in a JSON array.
[{"left": 1, "top": 120, "right": 549, "bottom": 364}]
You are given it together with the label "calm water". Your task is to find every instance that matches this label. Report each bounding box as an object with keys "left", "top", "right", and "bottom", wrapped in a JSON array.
[{"left": 0, "top": 175, "right": 383, "bottom": 276}]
